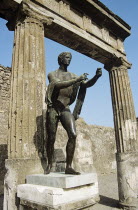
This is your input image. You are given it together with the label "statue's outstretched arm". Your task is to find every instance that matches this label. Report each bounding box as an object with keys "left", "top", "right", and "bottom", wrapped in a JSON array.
[
  {"left": 82, "top": 68, "right": 102, "bottom": 88},
  {"left": 73, "top": 68, "right": 102, "bottom": 120}
]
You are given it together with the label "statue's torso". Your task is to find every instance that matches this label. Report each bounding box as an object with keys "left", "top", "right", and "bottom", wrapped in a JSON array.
[{"left": 48, "top": 70, "right": 80, "bottom": 111}]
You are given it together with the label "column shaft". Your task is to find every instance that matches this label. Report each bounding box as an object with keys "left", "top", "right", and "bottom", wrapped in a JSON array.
[
  {"left": 108, "top": 62, "right": 138, "bottom": 209},
  {"left": 109, "top": 67, "right": 137, "bottom": 153},
  {"left": 8, "top": 17, "right": 46, "bottom": 159}
]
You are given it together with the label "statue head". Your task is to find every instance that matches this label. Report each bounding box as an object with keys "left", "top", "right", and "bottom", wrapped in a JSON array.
[{"left": 58, "top": 52, "right": 72, "bottom": 66}]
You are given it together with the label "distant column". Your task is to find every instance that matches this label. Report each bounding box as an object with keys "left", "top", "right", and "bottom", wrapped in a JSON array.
[
  {"left": 105, "top": 57, "right": 138, "bottom": 209},
  {"left": 8, "top": 16, "right": 46, "bottom": 159}
]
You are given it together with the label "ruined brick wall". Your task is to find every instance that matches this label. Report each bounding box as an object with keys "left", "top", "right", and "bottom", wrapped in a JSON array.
[
  {"left": 0, "top": 65, "right": 11, "bottom": 194},
  {"left": 55, "top": 118, "right": 116, "bottom": 174}
]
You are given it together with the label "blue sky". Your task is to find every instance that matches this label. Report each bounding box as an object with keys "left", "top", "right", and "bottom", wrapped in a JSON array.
[{"left": 0, "top": 0, "right": 138, "bottom": 127}]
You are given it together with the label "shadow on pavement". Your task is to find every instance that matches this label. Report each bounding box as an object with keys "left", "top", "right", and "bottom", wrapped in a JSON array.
[{"left": 99, "top": 195, "right": 119, "bottom": 208}]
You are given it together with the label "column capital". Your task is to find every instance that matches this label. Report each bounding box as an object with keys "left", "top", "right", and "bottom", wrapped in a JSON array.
[
  {"left": 104, "top": 55, "right": 132, "bottom": 71},
  {"left": 7, "top": 1, "right": 53, "bottom": 31}
]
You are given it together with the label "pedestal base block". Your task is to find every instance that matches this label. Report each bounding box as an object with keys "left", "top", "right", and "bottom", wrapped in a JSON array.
[
  {"left": 27, "top": 172, "right": 97, "bottom": 188},
  {"left": 17, "top": 173, "right": 99, "bottom": 210}
]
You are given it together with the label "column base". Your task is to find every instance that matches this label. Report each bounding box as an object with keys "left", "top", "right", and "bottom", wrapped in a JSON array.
[
  {"left": 17, "top": 172, "right": 99, "bottom": 210},
  {"left": 119, "top": 202, "right": 138, "bottom": 210},
  {"left": 0, "top": 144, "right": 7, "bottom": 195},
  {"left": 4, "top": 158, "right": 47, "bottom": 210},
  {"left": 116, "top": 152, "right": 138, "bottom": 210}
]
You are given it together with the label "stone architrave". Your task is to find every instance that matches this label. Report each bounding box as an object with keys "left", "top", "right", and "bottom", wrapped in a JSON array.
[
  {"left": 4, "top": 6, "right": 52, "bottom": 210},
  {"left": 105, "top": 57, "right": 138, "bottom": 209}
]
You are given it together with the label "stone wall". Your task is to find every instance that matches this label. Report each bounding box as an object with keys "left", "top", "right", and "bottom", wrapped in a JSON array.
[
  {"left": 55, "top": 118, "right": 116, "bottom": 174},
  {"left": 0, "top": 65, "right": 11, "bottom": 194}
]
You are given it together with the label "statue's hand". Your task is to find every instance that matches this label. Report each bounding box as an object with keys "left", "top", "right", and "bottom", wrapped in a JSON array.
[
  {"left": 78, "top": 73, "right": 88, "bottom": 82},
  {"left": 96, "top": 68, "right": 102, "bottom": 77},
  {"left": 73, "top": 114, "right": 79, "bottom": 121}
]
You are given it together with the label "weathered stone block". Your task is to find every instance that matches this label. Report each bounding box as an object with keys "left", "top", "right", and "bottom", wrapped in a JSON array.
[
  {"left": 26, "top": 172, "right": 97, "bottom": 189},
  {"left": 18, "top": 183, "right": 99, "bottom": 208},
  {"left": 19, "top": 196, "right": 99, "bottom": 210},
  {"left": 3, "top": 158, "right": 47, "bottom": 210}
]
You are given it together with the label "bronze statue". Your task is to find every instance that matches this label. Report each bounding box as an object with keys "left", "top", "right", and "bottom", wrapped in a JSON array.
[{"left": 45, "top": 52, "right": 102, "bottom": 175}]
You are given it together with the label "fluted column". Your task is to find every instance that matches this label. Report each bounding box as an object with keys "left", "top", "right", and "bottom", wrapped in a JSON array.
[
  {"left": 105, "top": 57, "right": 138, "bottom": 209},
  {"left": 8, "top": 16, "right": 46, "bottom": 159},
  {"left": 4, "top": 6, "right": 54, "bottom": 209}
]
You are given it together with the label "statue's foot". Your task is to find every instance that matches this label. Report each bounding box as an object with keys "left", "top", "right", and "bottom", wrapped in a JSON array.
[
  {"left": 44, "top": 165, "right": 51, "bottom": 175},
  {"left": 65, "top": 167, "right": 81, "bottom": 175}
]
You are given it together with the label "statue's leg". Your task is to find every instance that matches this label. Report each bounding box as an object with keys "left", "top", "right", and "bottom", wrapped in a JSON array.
[
  {"left": 45, "top": 109, "right": 59, "bottom": 174},
  {"left": 60, "top": 110, "right": 80, "bottom": 175}
]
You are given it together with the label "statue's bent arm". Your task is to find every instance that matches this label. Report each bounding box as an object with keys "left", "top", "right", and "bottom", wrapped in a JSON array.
[
  {"left": 54, "top": 78, "right": 80, "bottom": 89},
  {"left": 48, "top": 73, "right": 84, "bottom": 90}
]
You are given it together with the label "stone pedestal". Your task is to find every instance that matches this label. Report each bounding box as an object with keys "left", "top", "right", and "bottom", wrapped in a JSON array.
[{"left": 17, "top": 173, "right": 99, "bottom": 210}]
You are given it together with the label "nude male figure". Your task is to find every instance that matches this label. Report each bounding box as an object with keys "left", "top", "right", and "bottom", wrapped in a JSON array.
[{"left": 45, "top": 52, "right": 102, "bottom": 175}]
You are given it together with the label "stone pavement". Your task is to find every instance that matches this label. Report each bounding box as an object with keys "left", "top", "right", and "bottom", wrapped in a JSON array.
[
  {"left": 89, "top": 173, "right": 120, "bottom": 210},
  {"left": 88, "top": 172, "right": 138, "bottom": 210}
]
